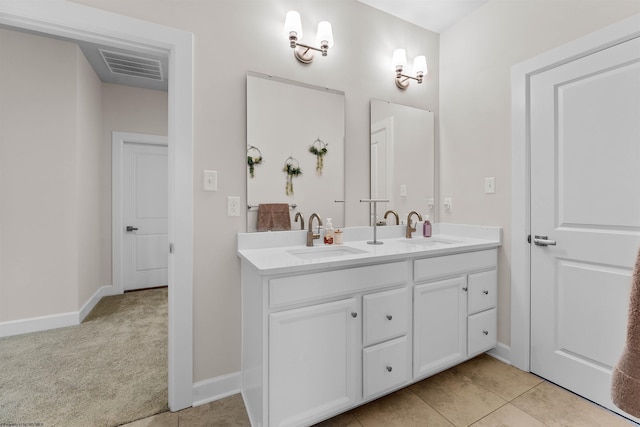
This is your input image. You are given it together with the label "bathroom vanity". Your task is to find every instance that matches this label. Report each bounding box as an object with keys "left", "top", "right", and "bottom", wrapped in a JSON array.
[{"left": 238, "top": 224, "right": 501, "bottom": 427}]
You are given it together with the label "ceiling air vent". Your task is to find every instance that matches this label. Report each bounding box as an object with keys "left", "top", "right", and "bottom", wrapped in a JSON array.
[{"left": 99, "top": 49, "right": 164, "bottom": 81}]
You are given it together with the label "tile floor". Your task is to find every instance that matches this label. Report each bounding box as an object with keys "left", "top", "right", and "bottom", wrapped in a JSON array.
[{"left": 123, "top": 354, "right": 635, "bottom": 427}]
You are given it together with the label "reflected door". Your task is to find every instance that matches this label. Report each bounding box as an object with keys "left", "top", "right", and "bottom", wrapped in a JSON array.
[
  {"left": 371, "top": 117, "right": 393, "bottom": 222},
  {"left": 530, "top": 36, "right": 640, "bottom": 418}
]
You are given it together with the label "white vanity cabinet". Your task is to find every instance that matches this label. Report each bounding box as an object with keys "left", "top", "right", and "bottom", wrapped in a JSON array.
[
  {"left": 241, "top": 261, "right": 408, "bottom": 427},
  {"left": 413, "top": 276, "right": 467, "bottom": 378},
  {"left": 239, "top": 227, "right": 501, "bottom": 427},
  {"left": 412, "top": 250, "right": 498, "bottom": 380},
  {"left": 269, "top": 298, "right": 359, "bottom": 427}
]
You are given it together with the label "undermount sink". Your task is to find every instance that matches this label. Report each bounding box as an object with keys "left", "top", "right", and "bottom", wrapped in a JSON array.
[
  {"left": 287, "top": 245, "right": 367, "bottom": 260},
  {"left": 400, "top": 237, "right": 461, "bottom": 246}
]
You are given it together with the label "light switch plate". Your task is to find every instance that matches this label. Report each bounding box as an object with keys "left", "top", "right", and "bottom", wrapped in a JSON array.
[
  {"left": 444, "top": 198, "right": 453, "bottom": 212},
  {"left": 400, "top": 184, "right": 407, "bottom": 197},
  {"left": 426, "top": 198, "right": 434, "bottom": 211},
  {"left": 485, "top": 177, "right": 496, "bottom": 194},
  {"left": 228, "top": 196, "right": 240, "bottom": 217},
  {"left": 203, "top": 170, "right": 217, "bottom": 191}
]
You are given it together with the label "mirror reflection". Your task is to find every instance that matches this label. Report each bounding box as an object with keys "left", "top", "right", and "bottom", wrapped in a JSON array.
[
  {"left": 246, "top": 72, "right": 345, "bottom": 232},
  {"left": 370, "top": 99, "right": 435, "bottom": 225}
]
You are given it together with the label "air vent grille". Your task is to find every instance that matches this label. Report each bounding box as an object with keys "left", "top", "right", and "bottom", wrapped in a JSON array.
[{"left": 99, "top": 49, "right": 163, "bottom": 81}]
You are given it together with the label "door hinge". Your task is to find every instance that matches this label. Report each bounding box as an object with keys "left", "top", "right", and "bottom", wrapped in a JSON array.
[
  {"left": 527, "top": 234, "right": 531, "bottom": 244},
  {"left": 169, "top": 243, "right": 174, "bottom": 254}
]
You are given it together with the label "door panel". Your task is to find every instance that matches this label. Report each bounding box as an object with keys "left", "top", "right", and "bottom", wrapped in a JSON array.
[
  {"left": 123, "top": 142, "right": 168, "bottom": 291},
  {"left": 530, "top": 36, "right": 640, "bottom": 417}
]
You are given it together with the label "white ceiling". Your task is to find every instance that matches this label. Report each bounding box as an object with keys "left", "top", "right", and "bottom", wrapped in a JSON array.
[{"left": 357, "top": 0, "right": 489, "bottom": 33}]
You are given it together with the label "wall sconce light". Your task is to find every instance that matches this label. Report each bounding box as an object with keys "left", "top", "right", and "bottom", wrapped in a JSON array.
[
  {"left": 392, "top": 49, "right": 428, "bottom": 90},
  {"left": 284, "top": 11, "right": 334, "bottom": 64}
]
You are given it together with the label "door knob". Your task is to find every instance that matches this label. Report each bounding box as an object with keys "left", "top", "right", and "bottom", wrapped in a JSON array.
[
  {"left": 533, "top": 235, "right": 556, "bottom": 246},
  {"left": 126, "top": 226, "right": 139, "bottom": 232}
]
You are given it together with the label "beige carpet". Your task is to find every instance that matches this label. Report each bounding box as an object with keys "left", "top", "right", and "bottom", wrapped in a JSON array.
[{"left": 0, "top": 287, "right": 168, "bottom": 427}]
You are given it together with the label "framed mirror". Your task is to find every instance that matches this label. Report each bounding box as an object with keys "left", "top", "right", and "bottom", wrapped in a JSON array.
[
  {"left": 370, "top": 99, "right": 435, "bottom": 225},
  {"left": 246, "top": 72, "right": 345, "bottom": 232}
]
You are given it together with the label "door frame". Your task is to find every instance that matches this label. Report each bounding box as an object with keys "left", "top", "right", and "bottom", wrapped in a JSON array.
[
  {"left": 112, "top": 132, "right": 169, "bottom": 295},
  {"left": 511, "top": 13, "right": 640, "bottom": 371},
  {"left": 0, "top": 2, "right": 194, "bottom": 411}
]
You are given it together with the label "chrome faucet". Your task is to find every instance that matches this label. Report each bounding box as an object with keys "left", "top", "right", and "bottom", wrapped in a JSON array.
[
  {"left": 294, "top": 212, "right": 305, "bottom": 230},
  {"left": 307, "top": 213, "right": 323, "bottom": 246},
  {"left": 384, "top": 210, "right": 399, "bottom": 225},
  {"left": 406, "top": 211, "right": 423, "bottom": 238}
]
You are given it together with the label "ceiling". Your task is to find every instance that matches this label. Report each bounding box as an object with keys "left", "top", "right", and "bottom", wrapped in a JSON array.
[{"left": 357, "top": 0, "right": 489, "bottom": 33}]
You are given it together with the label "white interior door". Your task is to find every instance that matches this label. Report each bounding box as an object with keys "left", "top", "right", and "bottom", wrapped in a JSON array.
[
  {"left": 530, "top": 36, "right": 640, "bottom": 418},
  {"left": 122, "top": 140, "right": 168, "bottom": 291}
]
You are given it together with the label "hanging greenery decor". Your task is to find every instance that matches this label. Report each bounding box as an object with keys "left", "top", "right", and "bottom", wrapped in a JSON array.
[
  {"left": 247, "top": 145, "right": 263, "bottom": 178},
  {"left": 283, "top": 156, "right": 302, "bottom": 196},
  {"left": 309, "top": 138, "right": 328, "bottom": 176}
]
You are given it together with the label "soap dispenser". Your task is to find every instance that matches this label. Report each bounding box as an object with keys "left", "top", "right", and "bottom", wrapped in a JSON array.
[
  {"left": 324, "top": 218, "right": 335, "bottom": 245},
  {"left": 423, "top": 215, "right": 432, "bottom": 238}
]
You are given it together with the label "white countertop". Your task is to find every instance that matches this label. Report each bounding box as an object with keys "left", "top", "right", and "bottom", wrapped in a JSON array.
[{"left": 237, "top": 223, "right": 502, "bottom": 275}]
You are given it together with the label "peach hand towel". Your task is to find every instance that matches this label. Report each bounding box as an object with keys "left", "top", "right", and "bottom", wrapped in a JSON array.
[
  {"left": 257, "top": 203, "right": 291, "bottom": 232},
  {"left": 612, "top": 246, "right": 640, "bottom": 417}
]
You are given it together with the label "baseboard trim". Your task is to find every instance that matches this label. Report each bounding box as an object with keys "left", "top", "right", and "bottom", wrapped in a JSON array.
[
  {"left": 0, "top": 311, "right": 78, "bottom": 338},
  {"left": 0, "top": 285, "right": 116, "bottom": 338},
  {"left": 487, "top": 342, "right": 512, "bottom": 365},
  {"left": 192, "top": 371, "right": 241, "bottom": 407},
  {"left": 79, "top": 285, "right": 117, "bottom": 322}
]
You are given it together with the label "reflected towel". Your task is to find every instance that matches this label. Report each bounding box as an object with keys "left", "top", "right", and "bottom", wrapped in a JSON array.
[
  {"left": 257, "top": 203, "right": 291, "bottom": 232},
  {"left": 612, "top": 246, "right": 640, "bottom": 417}
]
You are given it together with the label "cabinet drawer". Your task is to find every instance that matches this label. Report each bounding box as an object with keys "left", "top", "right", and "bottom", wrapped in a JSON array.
[
  {"left": 414, "top": 249, "right": 496, "bottom": 282},
  {"left": 363, "top": 288, "right": 408, "bottom": 346},
  {"left": 468, "top": 270, "right": 497, "bottom": 315},
  {"left": 270, "top": 262, "right": 407, "bottom": 308},
  {"left": 468, "top": 308, "right": 497, "bottom": 356},
  {"left": 363, "top": 336, "right": 409, "bottom": 399}
]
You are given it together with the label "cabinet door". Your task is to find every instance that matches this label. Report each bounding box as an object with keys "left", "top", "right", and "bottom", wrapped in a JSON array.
[
  {"left": 269, "top": 298, "right": 359, "bottom": 427},
  {"left": 413, "top": 277, "right": 467, "bottom": 379}
]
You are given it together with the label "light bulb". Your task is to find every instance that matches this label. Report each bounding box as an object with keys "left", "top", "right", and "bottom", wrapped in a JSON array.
[{"left": 284, "top": 11, "right": 303, "bottom": 40}]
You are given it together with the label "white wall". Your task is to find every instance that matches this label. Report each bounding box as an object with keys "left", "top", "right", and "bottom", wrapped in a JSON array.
[
  {"left": 70, "top": 0, "right": 440, "bottom": 382},
  {"left": 440, "top": 0, "right": 640, "bottom": 348},
  {"left": 76, "top": 46, "right": 104, "bottom": 307},
  {"left": 0, "top": 29, "right": 80, "bottom": 321}
]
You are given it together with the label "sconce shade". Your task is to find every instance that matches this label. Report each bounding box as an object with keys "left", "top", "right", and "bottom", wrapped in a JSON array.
[
  {"left": 413, "top": 55, "right": 428, "bottom": 75},
  {"left": 316, "top": 21, "right": 334, "bottom": 48},
  {"left": 392, "top": 49, "right": 407, "bottom": 69},
  {"left": 284, "top": 11, "right": 303, "bottom": 39}
]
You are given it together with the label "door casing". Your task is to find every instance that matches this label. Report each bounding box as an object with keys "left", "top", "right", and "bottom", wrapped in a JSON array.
[{"left": 511, "top": 13, "right": 640, "bottom": 371}]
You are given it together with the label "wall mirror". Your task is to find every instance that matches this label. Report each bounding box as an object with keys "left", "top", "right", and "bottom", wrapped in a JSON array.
[
  {"left": 246, "top": 72, "right": 345, "bottom": 232},
  {"left": 370, "top": 99, "right": 435, "bottom": 225}
]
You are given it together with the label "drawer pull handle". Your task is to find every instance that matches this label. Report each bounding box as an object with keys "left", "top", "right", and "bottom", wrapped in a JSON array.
[
  {"left": 351, "top": 312, "right": 358, "bottom": 318},
  {"left": 386, "top": 315, "right": 393, "bottom": 321},
  {"left": 483, "top": 330, "right": 489, "bottom": 335},
  {"left": 483, "top": 290, "right": 489, "bottom": 295},
  {"left": 386, "top": 366, "right": 393, "bottom": 372}
]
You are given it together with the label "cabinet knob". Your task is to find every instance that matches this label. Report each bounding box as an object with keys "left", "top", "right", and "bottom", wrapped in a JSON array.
[
  {"left": 462, "top": 287, "right": 468, "bottom": 292},
  {"left": 351, "top": 312, "right": 358, "bottom": 318},
  {"left": 386, "top": 365, "right": 393, "bottom": 372},
  {"left": 483, "top": 330, "right": 489, "bottom": 335},
  {"left": 483, "top": 290, "right": 489, "bottom": 295},
  {"left": 386, "top": 314, "right": 393, "bottom": 321}
]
